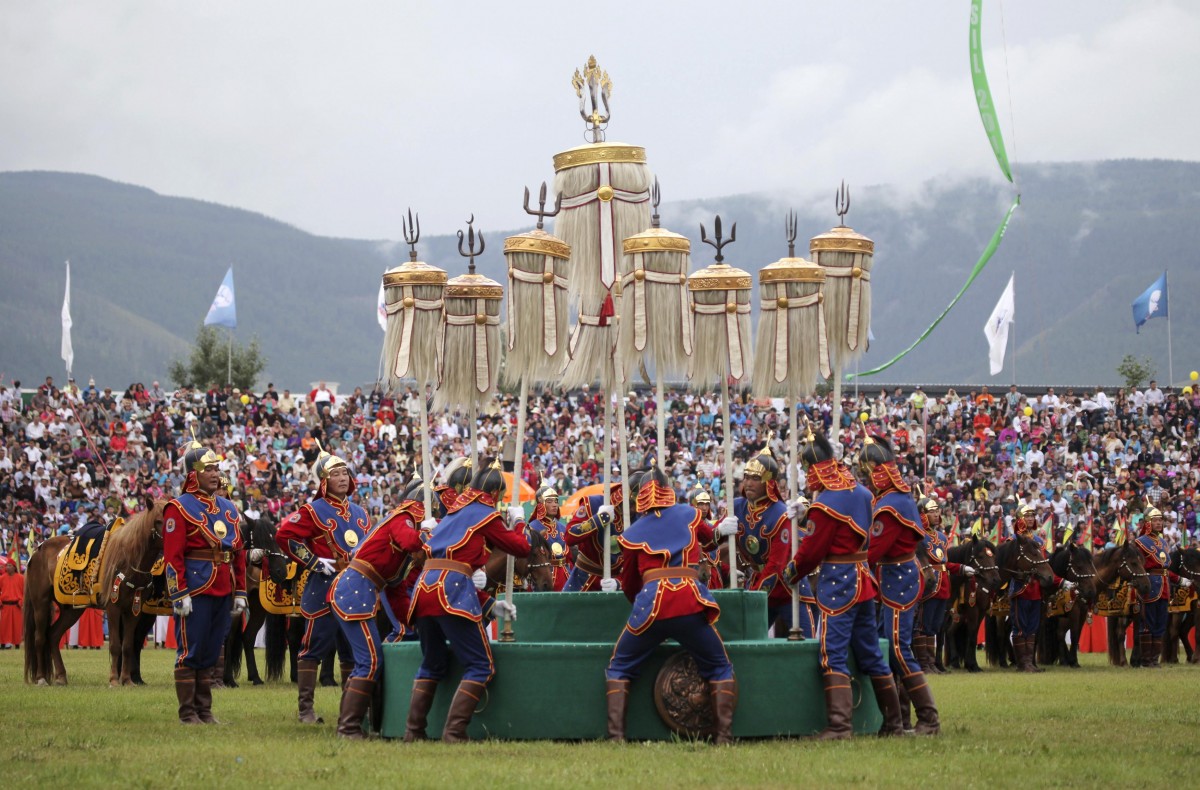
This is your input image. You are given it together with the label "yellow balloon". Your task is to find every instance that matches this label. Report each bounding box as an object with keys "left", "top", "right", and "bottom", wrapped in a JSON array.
[
  {"left": 1191, "top": 370, "right": 1198, "bottom": 381},
  {"left": 374, "top": 419, "right": 383, "bottom": 428},
  {"left": 240, "top": 394, "right": 250, "bottom": 405},
  {"left": 859, "top": 412, "right": 869, "bottom": 422},
  {"left": 1184, "top": 387, "right": 1194, "bottom": 396},
  {"left": 1023, "top": 406, "right": 1033, "bottom": 417}
]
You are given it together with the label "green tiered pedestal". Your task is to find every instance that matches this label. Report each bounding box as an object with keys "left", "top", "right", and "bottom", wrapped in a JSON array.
[{"left": 380, "top": 589, "right": 884, "bottom": 740}]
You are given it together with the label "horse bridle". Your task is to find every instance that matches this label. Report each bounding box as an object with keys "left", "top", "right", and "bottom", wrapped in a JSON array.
[
  {"left": 1007, "top": 539, "right": 1049, "bottom": 585},
  {"left": 1064, "top": 546, "right": 1096, "bottom": 583},
  {"left": 967, "top": 542, "right": 999, "bottom": 594}
]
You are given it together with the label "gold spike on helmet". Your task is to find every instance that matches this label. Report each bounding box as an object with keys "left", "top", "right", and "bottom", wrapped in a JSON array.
[
  {"left": 313, "top": 440, "right": 348, "bottom": 480},
  {"left": 744, "top": 432, "right": 779, "bottom": 481},
  {"left": 1145, "top": 506, "right": 1163, "bottom": 521},
  {"left": 182, "top": 439, "right": 221, "bottom": 472},
  {"left": 688, "top": 484, "right": 712, "bottom": 506},
  {"left": 536, "top": 485, "right": 560, "bottom": 503}
]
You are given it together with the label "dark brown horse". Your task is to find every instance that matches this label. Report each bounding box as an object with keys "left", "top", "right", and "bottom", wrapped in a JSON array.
[
  {"left": 1093, "top": 542, "right": 1152, "bottom": 667},
  {"left": 223, "top": 514, "right": 291, "bottom": 687},
  {"left": 941, "top": 535, "right": 1001, "bottom": 673},
  {"left": 1163, "top": 547, "right": 1200, "bottom": 664},
  {"left": 23, "top": 498, "right": 166, "bottom": 686},
  {"left": 483, "top": 527, "right": 555, "bottom": 594},
  {"left": 1040, "top": 542, "right": 1099, "bottom": 668},
  {"left": 985, "top": 534, "right": 1056, "bottom": 669}
]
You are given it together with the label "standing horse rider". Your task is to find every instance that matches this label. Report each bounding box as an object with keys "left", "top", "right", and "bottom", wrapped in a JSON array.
[
  {"left": 1008, "top": 504, "right": 1074, "bottom": 672},
  {"left": 603, "top": 462, "right": 738, "bottom": 743},
  {"left": 406, "top": 459, "right": 526, "bottom": 743},
  {"left": 327, "top": 477, "right": 432, "bottom": 738},
  {"left": 531, "top": 484, "right": 571, "bottom": 591},
  {"left": 164, "top": 439, "right": 246, "bottom": 725},
  {"left": 786, "top": 430, "right": 903, "bottom": 739},
  {"left": 860, "top": 436, "right": 940, "bottom": 735},
  {"left": 275, "top": 443, "right": 370, "bottom": 724},
  {"left": 734, "top": 441, "right": 813, "bottom": 638},
  {"left": 915, "top": 496, "right": 974, "bottom": 674},
  {"left": 1136, "top": 506, "right": 1177, "bottom": 669}
]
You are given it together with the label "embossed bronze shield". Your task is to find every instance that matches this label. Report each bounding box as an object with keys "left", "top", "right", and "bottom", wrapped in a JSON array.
[{"left": 653, "top": 652, "right": 736, "bottom": 738}]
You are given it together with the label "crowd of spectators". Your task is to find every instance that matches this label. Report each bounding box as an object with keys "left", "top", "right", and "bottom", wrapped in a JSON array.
[{"left": 3, "top": 372, "right": 1198, "bottom": 569}]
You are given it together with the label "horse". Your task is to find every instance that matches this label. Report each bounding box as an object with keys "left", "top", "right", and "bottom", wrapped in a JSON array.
[
  {"left": 1092, "top": 543, "right": 1152, "bottom": 667},
  {"left": 484, "top": 527, "right": 555, "bottom": 594},
  {"left": 23, "top": 497, "right": 165, "bottom": 686},
  {"left": 984, "top": 534, "right": 1056, "bottom": 669},
  {"left": 223, "top": 514, "right": 292, "bottom": 687},
  {"left": 941, "top": 535, "right": 1002, "bottom": 673},
  {"left": 1163, "top": 547, "right": 1200, "bottom": 664},
  {"left": 1040, "top": 542, "right": 1099, "bottom": 668}
]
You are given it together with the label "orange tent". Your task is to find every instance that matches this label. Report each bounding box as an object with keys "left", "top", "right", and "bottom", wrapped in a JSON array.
[
  {"left": 502, "top": 473, "right": 537, "bottom": 504},
  {"left": 563, "top": 483, "right": 605, "bottom": 516}
]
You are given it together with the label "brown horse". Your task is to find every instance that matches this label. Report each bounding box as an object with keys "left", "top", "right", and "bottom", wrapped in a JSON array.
[
  {"left": 1093, "top": 542, "right": 1152, "bottom": 667},
  {"left": 984, "top": 534, "right": 1057, "bottom": 669},
  {"left": 23, "top": 498, "right": 166, "bottom": 686},
  {"left": 942, "top": 535, "right": 1001, "bottom": 673},
  {"left": 1163, "top": 547, "right": 1200, "bottom": 664},
  {"left": 1040, "top": 542, "right": 1099, "bottom": 668},
  {"left": 483, "top": 528, "right": 555, "bottom": 594}
]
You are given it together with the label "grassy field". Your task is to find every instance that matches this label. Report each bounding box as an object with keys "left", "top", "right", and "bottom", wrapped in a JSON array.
[{"left": 2, "top": 646, "right": 1197, "bottom": 788}]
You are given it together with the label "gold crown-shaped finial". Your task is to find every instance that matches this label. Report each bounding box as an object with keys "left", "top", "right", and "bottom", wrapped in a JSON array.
[{"left": 489, "top": 457, "right": 503, "bottom": 471}]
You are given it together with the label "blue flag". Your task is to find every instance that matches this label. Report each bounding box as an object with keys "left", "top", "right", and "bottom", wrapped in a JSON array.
[
  {"left": 204, "top": 266, "right": 237, "bottom": 329},
  {"left": 1131, "top": 272, "right": 1167, "bottom": 334}
]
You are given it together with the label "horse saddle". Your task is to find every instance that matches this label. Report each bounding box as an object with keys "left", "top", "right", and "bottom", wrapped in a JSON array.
[
  {"left": 260, "top": 562, "right": 305, "bottom": 616},
  {"left": 1169, "top": 584, "right": 1197, "bottom": 614},
  {"left": 54, "top": 521, "right": 114, "bottom": 606},
  {"left": 1095, "top": 580, "right": 1140, "bottom": 617}
]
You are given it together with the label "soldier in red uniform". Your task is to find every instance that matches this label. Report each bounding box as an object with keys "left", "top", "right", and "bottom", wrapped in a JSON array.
[
  {"left": 689, "top": 485, "right": 723, "bottom": 587},
  {"left": 529, "top": 485, "right": 570, "bottom": 590},
  {"left": 275, "top": 445, "right": 370, "bottom": 724},
  {"left": 786, "top": 430, "right": 903, "bottom": 739},
  {"left": 163, "top": 440, "right": 246, "bottom": 724},
  {"left": 915, "top": 496, "right": 974, "bottom": 674},
  {"left": 328, "top": 477, "right": 430, "bottom": 738},
  {"left": 1007, "top": 504, "right": 1074, "bottom": 672},
  {"left": 406, "top": 459, "right": 529, "bottom": 743},
  {"left": 605, "top": 463, "right": 738, "bottom": 743},
  {"left": 563, "top": 474, "right": 642, "bottom": 592},
  {"left": 861, "top": 437, "right": 939, "bottom": 735},
  {"left": 1135, "top": 506, "right": 1173, "bottom": 669},
  {"left": 433, "top": 457, "right": 472, "bottom": 518}
]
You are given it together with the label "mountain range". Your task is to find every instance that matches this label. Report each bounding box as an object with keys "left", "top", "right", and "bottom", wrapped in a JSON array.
[{"left": 1, "top": 160, "right": 1197, "bottom": 391}]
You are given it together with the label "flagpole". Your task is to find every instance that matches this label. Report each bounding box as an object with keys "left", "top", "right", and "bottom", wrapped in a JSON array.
[
  {"left": 1010, "top": 271, "right": 1016, "bottom": 386},
  {"left": 1166, "top": 270, "right": 1174, "bottom": 386},
  {"left": 227, "top": 329, "right": 233, "bottom": 386}
]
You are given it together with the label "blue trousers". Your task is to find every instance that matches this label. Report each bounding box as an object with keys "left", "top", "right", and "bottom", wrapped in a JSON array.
[
  {"left": 174, "top": 594, "right": 231, "bottom": 670},
  {"left": 878, "top": 604, "right": 921, "bottom": 678},
  {"left": 298, "top": 612, "right": 352, "bottom": 664},
  {"left": 1141, "top": 598, "right": 1168, "bottom": 639},
  {"left": 415, "top": 615, "right": 495, "bottom": 684},
  {"left": 606, "top": 613, "right": 734, "bottom": 682},
  {"left": 768, "top": 603, "right": 816, "bottom": 640},
  {"left": 337, "top": 617, "right": 382, "bottom": 680},
  {"left": 819, "top": 600, "right": 892, "bottom": 678},
  {"left": 919, "top": 598, "right": 949, "bottom": 637},
  {"left": 1011, "top": 598, "right": 1041, "bottom": 637}
]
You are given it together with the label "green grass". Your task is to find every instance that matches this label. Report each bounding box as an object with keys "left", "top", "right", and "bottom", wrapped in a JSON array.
[{"left": 2, "top": 647, "right": 1197, "bottom": 788}]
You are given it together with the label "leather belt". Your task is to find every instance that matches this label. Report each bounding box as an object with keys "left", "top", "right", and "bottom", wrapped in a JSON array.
[
  {"left": 186, "top": 548, "right": 233, "bottom": 564},
  {"left": 878, "top": 552, "right": 916, "bottom": 565},
  {"left": 826, "top": 552, "right": 867, "bottom": 563},
  {"left": 642, "top": 567, "right": 699, "bottom": 583},
  {"left": 1148, "top": 569, "right": 1167, "bottom": 576},
  {"left": 349, "top": 558, "right": 384, "bottom": 588},
  {"left": 573, "top": 553, "right": 604, "bottom": 577},
  {"left": 930, "top": 563, "right": 946, "bottom": 572},
  {"left": 423, "top": 559, "right": 473, "bottom": 576}
]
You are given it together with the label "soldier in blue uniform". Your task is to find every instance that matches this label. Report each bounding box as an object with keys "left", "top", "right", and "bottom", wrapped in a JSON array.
[
  {"left": 275, "top": 444, "right": 371, "bottom": 724},
  {"left": 1007, "top": 504, "right": 1074, "bottom": 672},
  {"left": 786, "top": 430, "right": 903, "bottom": 739},
  {"left": 604, "top": 463, "right": 738, "bottom": 743},
  {"left": 407, "top": 459, "right": 528, "bottom": 743},
  {"left": 163, "top": 439, "right": 246, "bottom": 724},
  {"left": 860, "top": 436, "right": 939, "bottom": 735},
  {"left": 1135, "top": 506, "right": 1172, "bottom": 669},
  {"left": 915, "top": 496, "right": 973, "bottom": 674}
]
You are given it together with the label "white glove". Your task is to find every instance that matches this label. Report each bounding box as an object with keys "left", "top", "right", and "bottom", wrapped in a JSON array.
[
  {"left": 1180, "top": 578, "right": 1193, "bottom": 589},
  {"left": 248, "top": 548, "right": 264, "bottom": 564},
  {"left": 232, "top": 596, "right": 248, "bottom": 617},
  {"left": 716, "top": 516, "right": 739, "bottom": 537},
  {"left": 961, "top": 565, "right": 977, "bottom": 576},
  {"left": 174, "top": 595, "right": 192, "bottom": 617},
  {"left": 597, "top": 505, "right": 615, "bottom": 524},
  {"left": 1061, "top": 580, "right": 1077, "bottom": 591},
  {"left": 506, "top": 506, "right": 525, "bottom": 529},
  {"left": 600, "top": 577, "right": 618, "bottom": 593},
  {"left": 493, "top": 600, "right": 518, "bottom": 621},
  {"left": 786, "top": 498, "right": 808, "bottom": 524},
  {"left": 314, "top": 557, "right": 337, "bottom": 576},
  {"left": 420, "top": 518, "right": 437, "bottom": 533},
  {"left": 472, "top": 569, "right": 488, "bottom": 590}
]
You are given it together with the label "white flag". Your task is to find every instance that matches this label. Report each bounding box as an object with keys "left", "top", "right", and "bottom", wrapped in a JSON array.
[
  {"left": 376, "top": 280, "right": 387, "bottom": 332},
  {"left": 983, "top": 273, "right": 1015, "bottom": 376},
  {"left": 61, "top": 261, "right": 74, "bottom": 375}
]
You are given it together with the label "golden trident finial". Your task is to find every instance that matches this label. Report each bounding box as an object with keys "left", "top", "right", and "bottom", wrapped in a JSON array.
[{"left": 572, "top": 54, "right": 612, "bottom": 143}]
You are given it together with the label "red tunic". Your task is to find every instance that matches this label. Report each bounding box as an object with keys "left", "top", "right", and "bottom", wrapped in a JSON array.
[
  {"left": 275, "top": 500, "right": 355, "bottom": 569},
  {"left": 619, "top": 516, "right": 717, "bottom": 623},
  {"left": 352, "top": 505, "right": 425, "bottom": 618},
  {"left": 790, "top": 507, "right": 879, "bottom": 607},
  {"left": 0, "top": 570, "right": 24, "bottom": 646},
  {"left": 163, "top": 497, "right": 246, "bottom": 599}
]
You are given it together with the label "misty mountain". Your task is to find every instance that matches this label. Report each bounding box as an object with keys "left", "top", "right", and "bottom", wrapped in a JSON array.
[{"left": 1, "top": 161, "right": 1197, "bottom": 391}]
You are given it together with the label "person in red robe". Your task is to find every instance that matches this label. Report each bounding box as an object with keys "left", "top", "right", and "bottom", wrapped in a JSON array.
[{"left": 0, "top": 559, "right": 25, "bottom": 647}]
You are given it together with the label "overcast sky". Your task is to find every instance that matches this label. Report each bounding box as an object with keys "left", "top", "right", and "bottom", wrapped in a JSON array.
[{"left": 2, "top": 1, "right": 1196, "bottom": 239}]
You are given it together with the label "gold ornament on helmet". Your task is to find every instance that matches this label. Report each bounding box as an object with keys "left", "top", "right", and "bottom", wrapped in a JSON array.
[
  {"left": 182, "top": 425, "right": 222, "bottom": 472},
  {"left": 313, "top": 440, "right": 349, "bottom": 480},
  {"left": 744, "top": 432, "right": 779, "bottom": 481}
]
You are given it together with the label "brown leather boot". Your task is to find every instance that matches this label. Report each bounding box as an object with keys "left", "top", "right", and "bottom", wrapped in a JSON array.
[
  {"left": 606, "top": 679, "right": 629, "bottom": 742},
  {"left": 210, "top": 651, "right": 226, "bottom": 689},
  {"left": 1026, "top": 636, "right": 1045, "bottom": 673},
  {"left": 814, "top": 673, "right": 853, "bottom": 741},
  {"left": 1014, "top": 636, "right": 1035, "bottom": 673},
  {"left": 194, "top": 668, "right": 220, "bottom": 724},
  {"left": 1144, "top": 637, "right": 1162, "bottom": 669},
  {"left": 871, "top": 675, "right": 905, "bottom": 737},
  {"left": 174, "top": 667, "right": 202, "bottom": 725},
  {"left": 297, "top": 659, "right": 324, "bottom": 723},
  {"left": 896, "top": 678, "right": 913, "bottom": 732},
  {"left": 404, "top": 678, "right": 439, "bottom": 742},
  {"left": 337, "top": 677, "right": 374, "bottom": 740},
  {"left": 903, "top": 674, "right": 940, "bottom": 736},
  {"left": 442, "top": 679, "right": 486, "bottom": 743},
  {"left": 708, "top": 678, "right": 737, "bottom": 745},
  {"left": 340, "top": 660, "right": 355, "bottom": 689}
]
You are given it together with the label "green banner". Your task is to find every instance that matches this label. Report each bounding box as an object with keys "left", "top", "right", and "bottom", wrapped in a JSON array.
[
  {"left": 970, "top": 0, "right": 1012, "bottom": 182},
  {"left": 849, "top": 196, "right": 1019, "bottom": 379}
]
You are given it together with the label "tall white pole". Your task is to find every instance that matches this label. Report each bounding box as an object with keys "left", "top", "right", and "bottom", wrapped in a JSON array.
[
  {"left": 227, "top": 330, "right": 233, "bottom": 386},
  {"left": 656, "top": 373, "right": 667, "bottom": 468},
  {"left": 788, "top": 380, "right": 801, "bottom": 640},
  {"left": 418, "top": 382, "right": 432, "bottom": 517},
  {"left": 501, "top": 377, "right": 527, "bottom": 641},
  {"left": 722, "top": 375, "right": 738, "bottom": 589},
  {"left": 602, "top": 368, "right": 613, "bottom": 582},
  {"left": 831, "top": 359, "right": 843, "bottom": 447}
]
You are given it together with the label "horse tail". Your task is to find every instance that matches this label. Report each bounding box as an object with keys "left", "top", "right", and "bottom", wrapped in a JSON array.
[
  {"left": 984, "top": 614, "right": 1002, "bottom": 667},
  {"left": 264, "top": 613, "right": 286, "bottom": 682},
  {"left": 226, "top": 612, "right": 244, "bottom": 681}
]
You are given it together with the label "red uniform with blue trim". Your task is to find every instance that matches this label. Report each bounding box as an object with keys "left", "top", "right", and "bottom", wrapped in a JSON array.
[
  {"left": 868, "top": 490, "right": 925, "bottom": 679},
  {"left": 276, "top": 495, "right": 370, "bottom": 663},
  {"left": 735, "top": 495, "right": 814, "bottom": 638},
  {"left": 917, "top": 529, "right": 961, "bottom": 637},
  {"left": 411, "top": 489, "right": 530, "bottom": 684},
  {"left": 789, "top": 466, "right": 891, "bottom": 680},
  {"left": 606, "top": 503, "right": 732, "bottom": 683},
  {"left": 163, "top": 492, "right": 246, "bottom": 670},
  {"left": 1135, "top": 533, "right": 1171, "bottom": 639},
  {"left": 1007, "top": 534, "right": 1063, "bottom": 637},
  {"left": 532, "top": 510, "right": 571, "bottom": 591},
  {"left": 564, "top": 494, "right": 624, "bottom": 591},
  {"left": 330, "top": 501, "right": 425, "bottom": 681}
]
